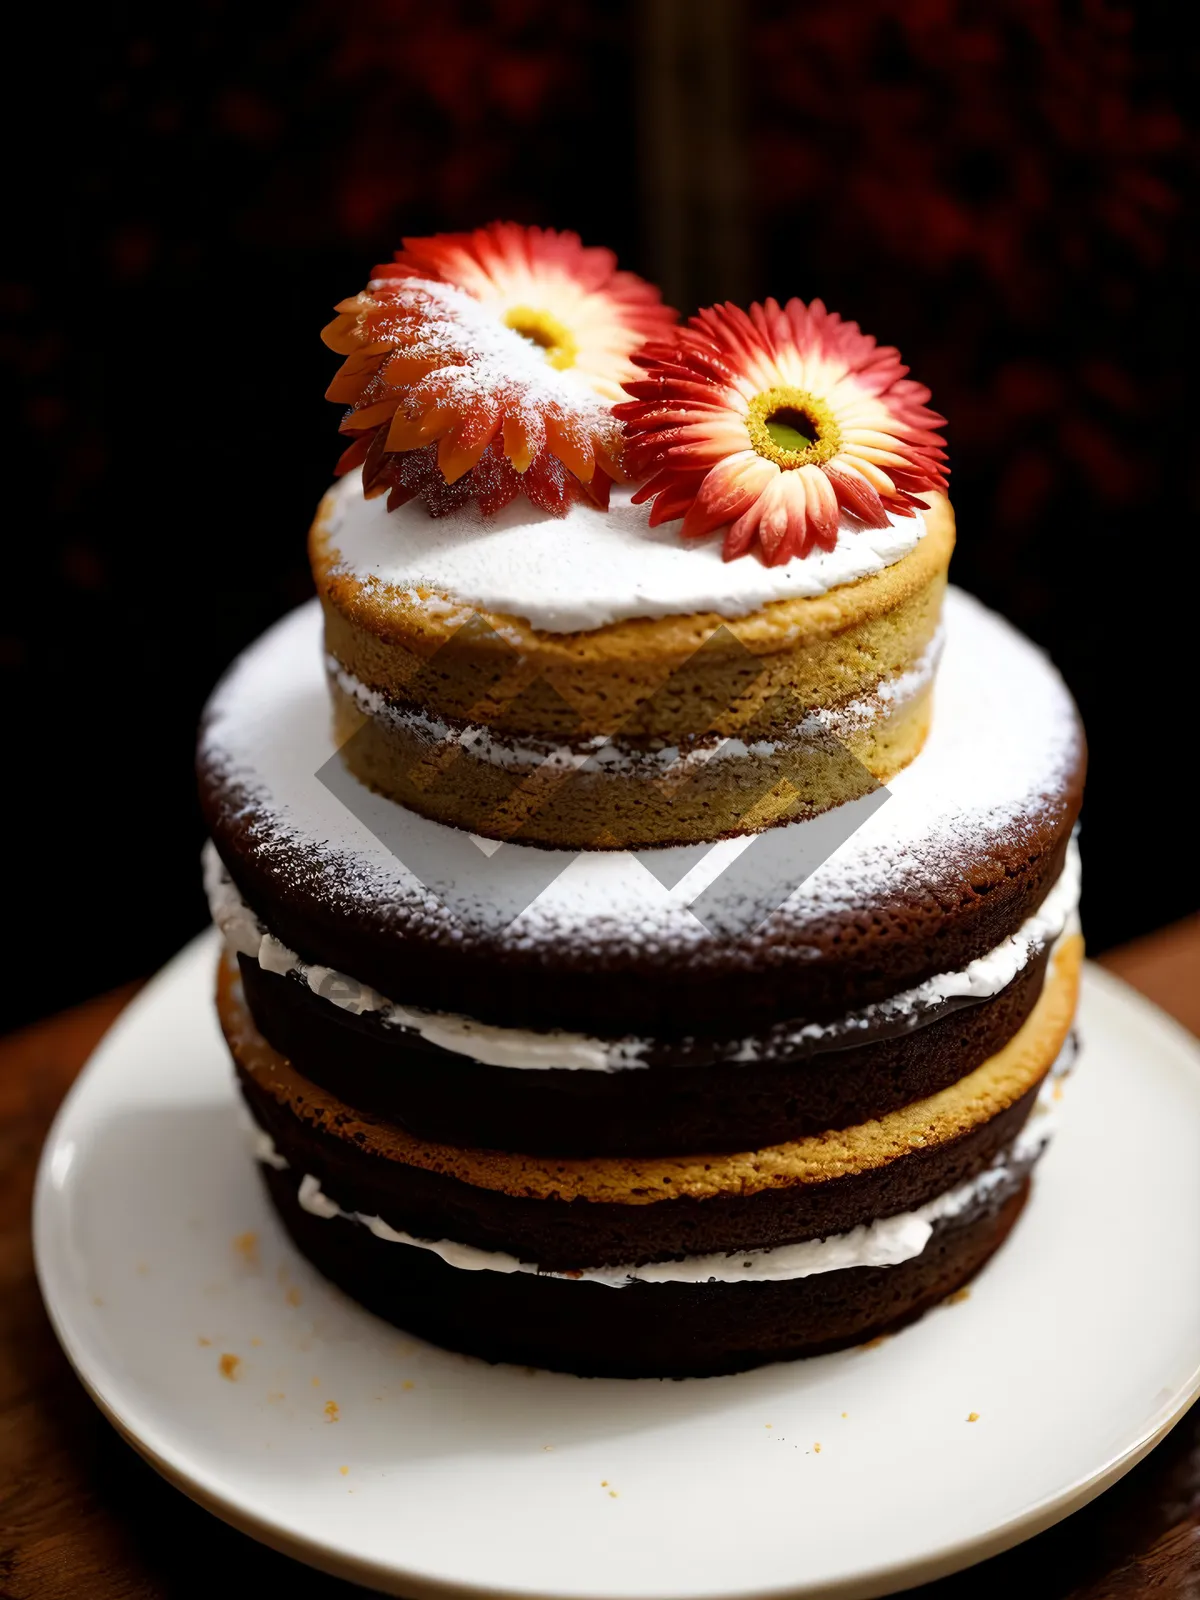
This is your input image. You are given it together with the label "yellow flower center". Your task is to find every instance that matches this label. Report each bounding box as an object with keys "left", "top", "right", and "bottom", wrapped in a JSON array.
[
  {"left": 503, "top": 306, "right": 578, "bottom": 371},
  {"left": 746, "top": 387, "right": 842, "bottom": 469}
]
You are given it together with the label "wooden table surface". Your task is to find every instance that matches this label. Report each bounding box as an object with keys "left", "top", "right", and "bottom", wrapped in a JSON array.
[{"left": 2, "top": 919, "right": 1198, "bottom": 1599}]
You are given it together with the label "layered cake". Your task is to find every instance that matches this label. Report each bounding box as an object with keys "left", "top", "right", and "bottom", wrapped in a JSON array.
[{"left": 199, "top": 224, "right": 1085, "bottom": 1378}]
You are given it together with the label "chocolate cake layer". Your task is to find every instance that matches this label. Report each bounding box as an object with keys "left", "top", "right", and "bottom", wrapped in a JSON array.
[
  {"left": 197, "top": 591, "right": 1085, "bottom": 1040},
  {"left": 226, "top": 933, "right": 1078, "bottom": 1270},
  {"left": 238, "top": 943, "right": 1051, "bottom": 1156},
  {"left": 259, "top": 1161, "right": 1030, "bottom": 1378},
  {"left": 240, "top": 1063, "right": 1036, "bottom": 1270},
  {"left": 203, "top": 770, "right": 1077, "bottom": 1039}
]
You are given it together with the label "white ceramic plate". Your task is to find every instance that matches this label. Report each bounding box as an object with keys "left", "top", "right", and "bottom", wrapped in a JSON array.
[{"left": 34, "top": 931, "right": 1200, "bottom": 1600}]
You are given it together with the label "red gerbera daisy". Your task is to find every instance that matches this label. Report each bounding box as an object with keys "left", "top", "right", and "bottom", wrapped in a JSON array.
[
  {"left": 323, "top": 223, "right": 675, "bottom": 516},
  {"left": 615, "top": 299, "right": 948, "bottom": 564}
]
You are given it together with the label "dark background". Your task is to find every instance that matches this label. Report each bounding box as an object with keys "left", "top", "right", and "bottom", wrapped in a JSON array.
[{"left": 2, "top": 1, "right": 1195, "bottom": 1031}]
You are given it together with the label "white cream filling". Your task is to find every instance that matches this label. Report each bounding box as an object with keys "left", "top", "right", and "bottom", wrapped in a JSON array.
[
  {"left": 754, "top": 841, "right": 1082, "bottom": 1059},
  {"left": 204, "top": 837, "right": 1080, "bottom": 1072},
  {"left": 248, "top": 1041, "right": 1068, "bottom": 1287},
  {"left": 248, "top": 1123, "right": 290, "bottom": 1170},
  {"left": 325, "top": 625, "right": 945, "bottom": 776}
]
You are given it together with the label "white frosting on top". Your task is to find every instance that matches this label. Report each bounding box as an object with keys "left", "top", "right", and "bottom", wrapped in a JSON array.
[
  {"left": 321, "top": 470, "right": 928, "bottom": 632},
  {"left": 205, "top": 838, "right": 1080, "bottom": 1071},
  {"left": 198, "top": 588, "right": 1082, "bottom": 965},
  {"left": 248, "top": 1042, "right": 1069, "bottom": 1286}
]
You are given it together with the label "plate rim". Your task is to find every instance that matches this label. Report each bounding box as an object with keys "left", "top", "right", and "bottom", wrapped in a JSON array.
[{"left": 32, "top": 939, "right": 1200, "bottom": 1600}]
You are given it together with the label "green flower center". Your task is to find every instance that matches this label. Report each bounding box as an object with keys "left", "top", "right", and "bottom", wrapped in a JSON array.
[
  {"left": 503, "top": 305, "right": 578, "bottom": 371},
  {"left": 746, "top": 386, "right": 842, "bottom": 469}
]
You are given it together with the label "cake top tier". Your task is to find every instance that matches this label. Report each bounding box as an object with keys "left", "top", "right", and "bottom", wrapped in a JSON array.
[{"left": 319, "top": 471, "right": 929, "bottom": 633}]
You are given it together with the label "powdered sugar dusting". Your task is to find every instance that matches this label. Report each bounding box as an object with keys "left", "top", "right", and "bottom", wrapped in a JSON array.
[
  {"left": 199, "top": 589, "right": 1081, "bottom": 967},
  {"left": 322, "top": 469, "right": 927, "bottom": 632},
  {"left": 369, "top": 278, "right": 619, "bottom": 456}
]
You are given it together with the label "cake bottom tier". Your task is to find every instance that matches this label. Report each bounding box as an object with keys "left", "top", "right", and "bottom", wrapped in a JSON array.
[
  {"left": 259, "top": 1160, "right": 1029, "bottom": 1379},
  {"left": 225, "top": 937, "right": 1078, "bottom": 1377}
]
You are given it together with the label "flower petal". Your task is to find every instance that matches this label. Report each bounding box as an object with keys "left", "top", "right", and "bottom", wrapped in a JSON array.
[
  {"left": 756, "top": 474, "right": 805, "bottom": 566},
  {"left": 649, "top": 482, "right": 703, "bottom": 525},
  {"left": 723, "top": 502, "right": 764, "bottom": 562},
  {"left": 438, "top": 411, "right": 502, "bottom": 483},
  {"left": 680, "top": 452, "right": 776, "bottom": 539},
  {"left": 825, "top": 463, "right": 889, "bottom": 527},
  {"left": 801, "top": 465, "right": 840, "bottom": 552}
]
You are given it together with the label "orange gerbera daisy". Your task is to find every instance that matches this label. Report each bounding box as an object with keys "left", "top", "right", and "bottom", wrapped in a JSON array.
[
  {"left": 323, "top": 223, "right": 675, "bottom": 516},
  {"left": 616, "top": 298, "right": 948, "bottom": 564}
]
